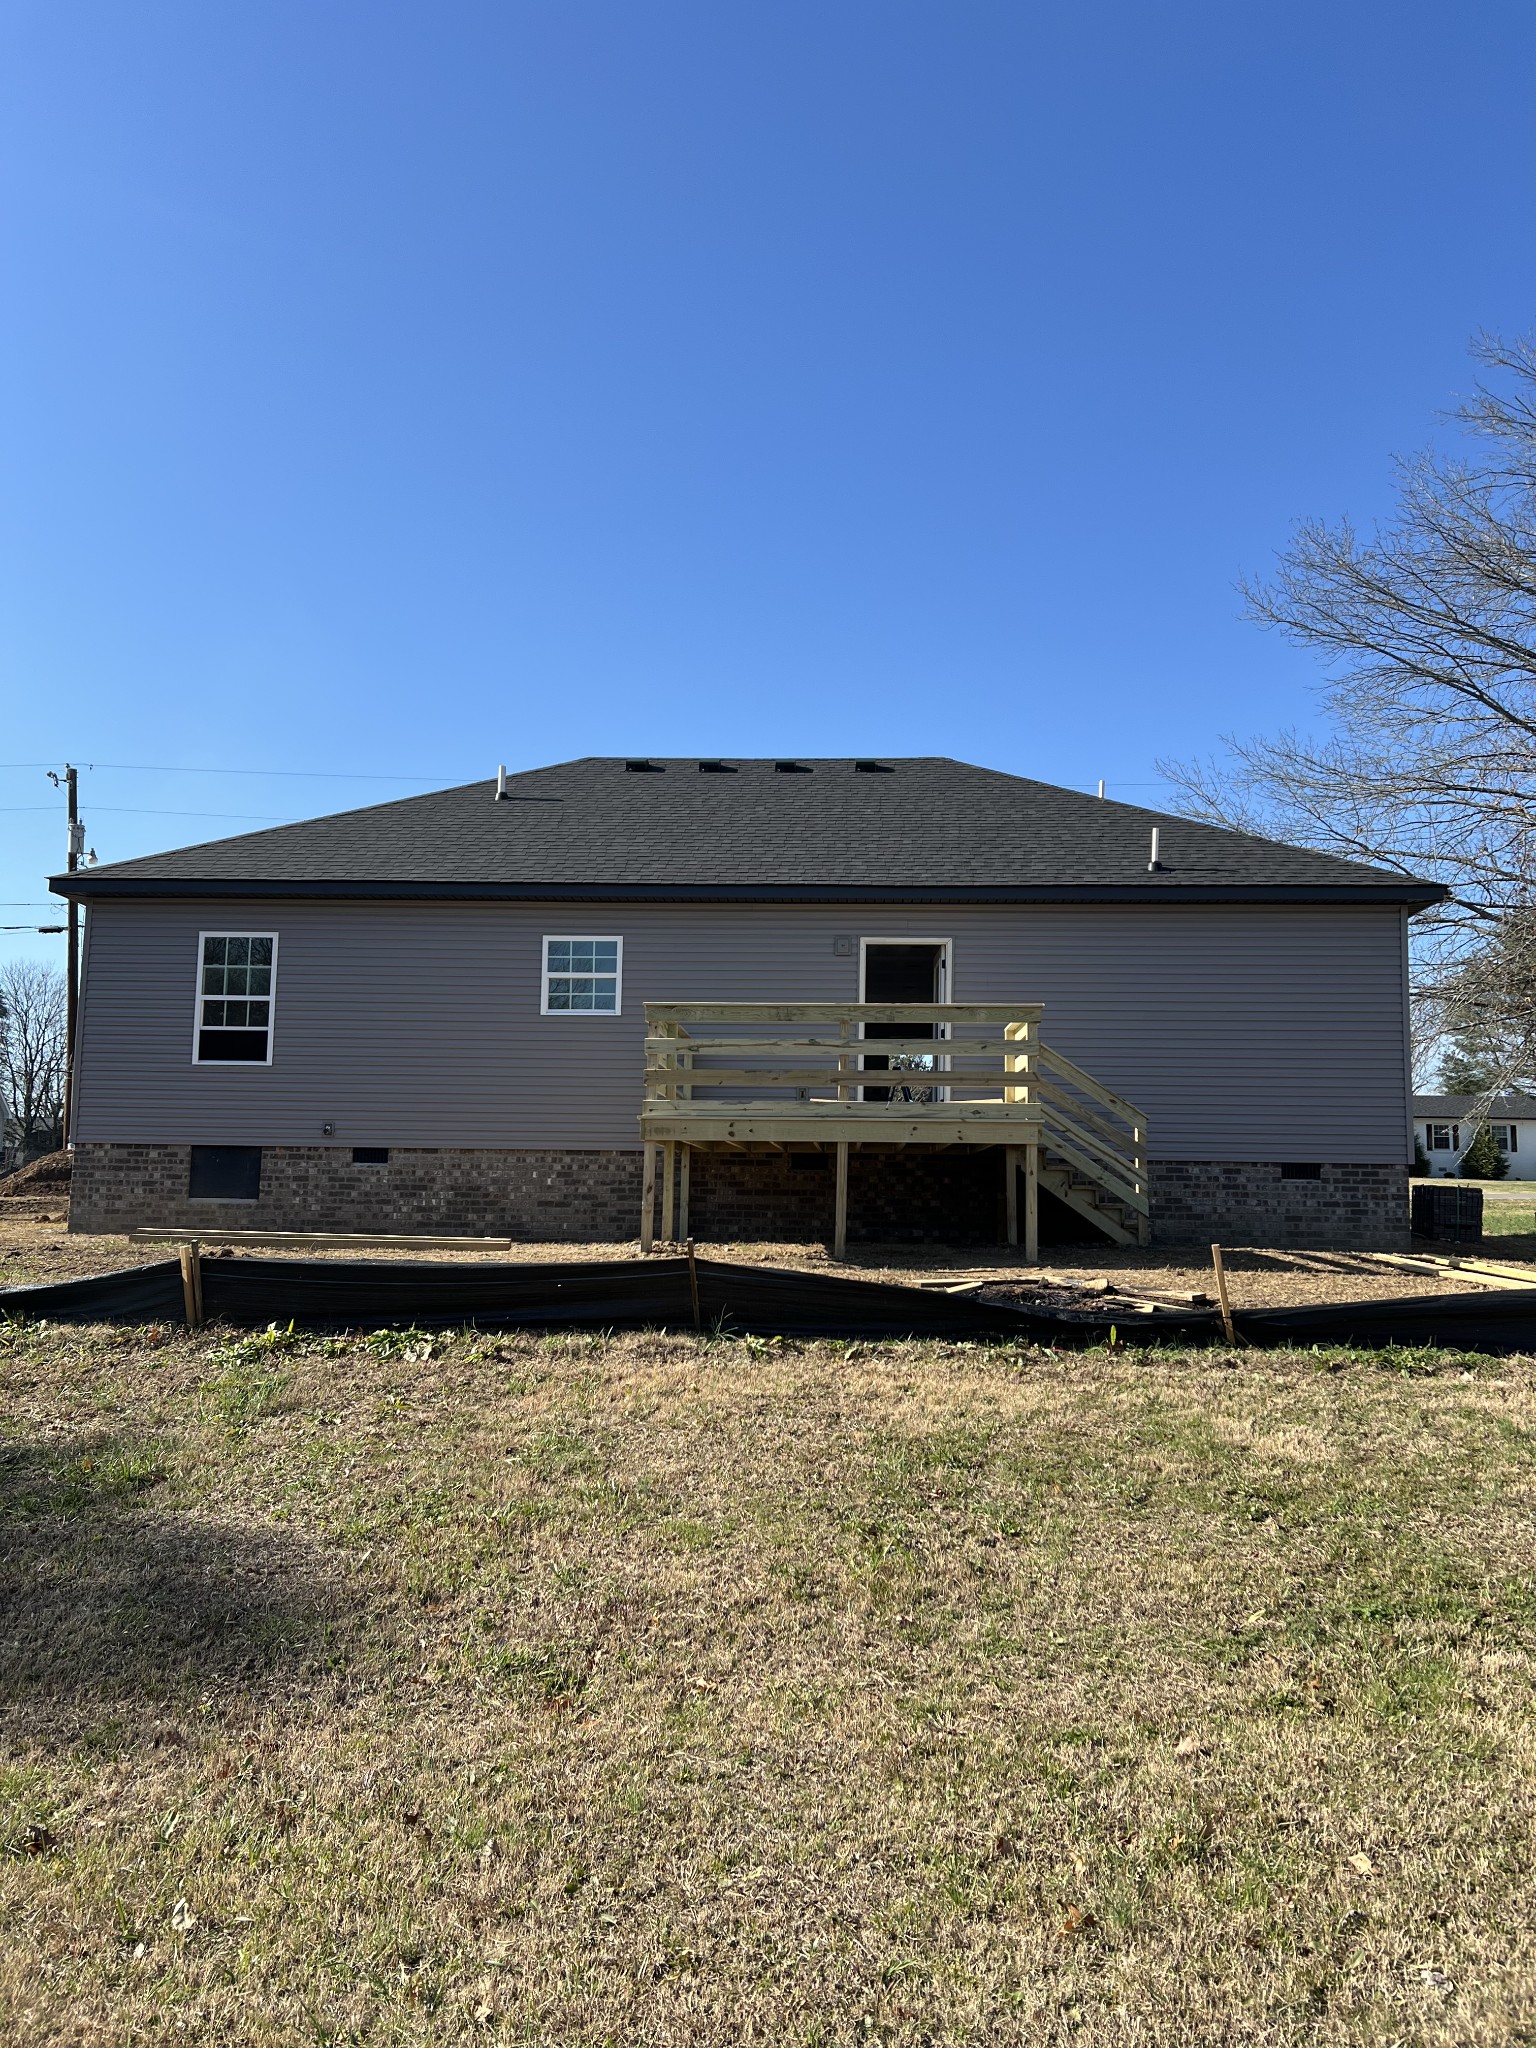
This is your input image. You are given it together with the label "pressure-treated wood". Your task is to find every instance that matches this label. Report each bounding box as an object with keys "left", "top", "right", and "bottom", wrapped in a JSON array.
[
  {"left": 834, "top": 1141, "right": 849, "bottom": 1261},
  {"left": 638, "top": 1002, "right": 1148, "bottom": 1256},
  {"left": 1211, "top": 1244, "right": 1238, "bottom": 1344},
  {"left": 178, "top": 1242, "right": 203, "bottom": 1330},
  {"left": 132, "top": 1228, "right": 514, "bottom": 1251},
  {"left": 640, "top": 1142, "right": 658, "bottom": 1254}
]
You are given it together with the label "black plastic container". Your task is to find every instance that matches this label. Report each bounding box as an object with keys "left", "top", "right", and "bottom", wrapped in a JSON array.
[{"left": 1411, "top": 1181, "right": 1483, "bottom": 1244}]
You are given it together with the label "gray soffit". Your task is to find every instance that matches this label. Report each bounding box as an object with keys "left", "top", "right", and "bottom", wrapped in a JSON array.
[{"left": 51, "top": 756, "right": 1446, "bottom": 908}]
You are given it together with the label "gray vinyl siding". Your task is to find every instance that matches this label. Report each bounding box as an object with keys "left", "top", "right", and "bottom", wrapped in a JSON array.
[{"left": 73, "top": 898, "right": 1412, "bottom": 1162}]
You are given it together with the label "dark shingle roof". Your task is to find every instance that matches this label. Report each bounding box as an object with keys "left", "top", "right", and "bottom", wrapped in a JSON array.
[
  {"left": 1413, "top": 1095, "right": 1536, "bottom": 1118},
  {"left": 52, "top": 756, "right": 1444, "bottom": 905}
]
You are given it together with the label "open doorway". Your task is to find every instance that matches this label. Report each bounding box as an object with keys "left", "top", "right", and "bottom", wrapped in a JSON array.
[{"left": 860, "top": 939, "right": 950, "bottom": 1102}]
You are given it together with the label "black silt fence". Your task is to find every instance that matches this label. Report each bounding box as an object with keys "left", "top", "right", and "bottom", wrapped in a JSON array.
[{"left": 4, "top": 1254, "right": 1536, "bottom": 1353}]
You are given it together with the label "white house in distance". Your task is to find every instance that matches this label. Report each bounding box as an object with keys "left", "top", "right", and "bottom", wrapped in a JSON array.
[{"left": 1412, "top": 1094, "right": 1536, "bottom": 1180}]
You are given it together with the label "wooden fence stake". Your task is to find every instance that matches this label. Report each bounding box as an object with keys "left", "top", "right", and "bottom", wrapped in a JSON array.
[
  {"left": 686, "top": 1237, "right": 702, "bottom": 1331},
  {"left": 1211, "top": 1243, "right": 1237, "bottom": 1345},
  {"left": 179, "top": 1242, "right": 204, "bottom": 1331}
]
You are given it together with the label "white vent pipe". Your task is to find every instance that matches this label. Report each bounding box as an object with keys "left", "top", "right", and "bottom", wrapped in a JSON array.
[
  {"left": 1148, "top": 827, "right": 1162, "bottom": 871},
  {"left": 495, "top": 764, "right": 508, "bottom": 802}
]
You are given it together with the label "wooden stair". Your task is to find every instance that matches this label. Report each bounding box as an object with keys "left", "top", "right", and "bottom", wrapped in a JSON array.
[
  {"left": 1038, "top": 1154, "right": 1142, "bottom": 1246},
  {"left": 637, "top": 1003, "right": 1151, "bottom": 1259},
  {"left": 1017, "top": 1034, "right": 1151, "bottom": 1249}
]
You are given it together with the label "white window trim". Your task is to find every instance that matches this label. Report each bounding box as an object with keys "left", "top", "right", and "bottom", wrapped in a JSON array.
[
  {"left": 192, "top": 931, "right": 279, "bottom": 1067},
  {"left": 540, "top": 934, "right": 624, "bottom": 1017}
]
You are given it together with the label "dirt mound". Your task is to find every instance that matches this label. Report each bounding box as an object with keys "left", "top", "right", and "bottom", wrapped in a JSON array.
[{"left": 0, "top": 1150, "right": 71, "bottom": 1198}]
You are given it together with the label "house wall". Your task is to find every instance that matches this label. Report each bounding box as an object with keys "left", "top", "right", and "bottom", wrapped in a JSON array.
[
  {"left": 1413, "top": 1118, "right": 1536, "bottom": 1180},
  {"left": 75, "top": 897, "right": 1412, "bottom": 1156},
  {"left": 69, "top": 896, "right": 1414, "bottom": 1244}
]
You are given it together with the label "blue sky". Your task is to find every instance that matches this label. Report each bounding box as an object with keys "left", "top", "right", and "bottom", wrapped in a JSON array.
[{"left": 3, "top": 0, "right": 1533, "bottom": 966}]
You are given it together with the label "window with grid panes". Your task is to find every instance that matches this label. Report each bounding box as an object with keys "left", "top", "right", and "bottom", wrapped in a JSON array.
[
  {"left": 542, "top": 937, "right": 622, "bottom": 1013},
  {"left": 195, "top": 934, "right": 277, "bottom": 1062}
]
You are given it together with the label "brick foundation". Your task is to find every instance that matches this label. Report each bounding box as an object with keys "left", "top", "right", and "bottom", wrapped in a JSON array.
[
  {"left": 1148, "top": 1160, "right": 1409, "bottom": 1249},
  {"left": 69, "top": 1144, "right": 644, "bottom": 1241},
  {"left": 69, "top": 1144, "right": 1411, "bottom": 1250},
  {"left": 687, "top": 1149, "right": 1007, "bottom": 1245}
]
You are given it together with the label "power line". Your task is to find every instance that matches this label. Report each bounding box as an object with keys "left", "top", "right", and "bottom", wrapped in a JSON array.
[
  {"left": 5, "top": 806, "right": 298, "bottom": 821},
  {"left": 0, "top": 761, "right": 474, "bottom": 781}
]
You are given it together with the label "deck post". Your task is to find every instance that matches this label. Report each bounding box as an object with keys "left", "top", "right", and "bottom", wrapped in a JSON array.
[
  {"left": 833, "top": 1141, "right": 849, "bottom": 1260},
  {"left": 1023, "top": 1143, "right": 1039, "bottom": 1264},
  {"left": 677, "top": 1144, "right": 691, "bottom": 1241},
  {"left": 661, "top": 1141, "right": 676, "bottom": 1242},
  {"left": 1004, "top": 1146, "right": 1020, "bottom": 1247},
  {"left": 640, "top": 1142, "right": 658, "bottom": 1253}
]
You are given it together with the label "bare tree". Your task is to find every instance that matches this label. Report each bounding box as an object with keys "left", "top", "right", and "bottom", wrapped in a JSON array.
[
  {"left": 1162, "top": 332, "right": 1536, "bottom": 1090},
  {"left": 0, "top": 959, "right": 67, "bottom": 1165}
]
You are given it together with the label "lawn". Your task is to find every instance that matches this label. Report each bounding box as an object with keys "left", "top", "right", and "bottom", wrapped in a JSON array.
[
  {"left": 3, "top": 1316, "right": 1535, "bottom": 2045},
  {"left": 1483, "top": 1202, "right": 1536, "bottom": 1248}
]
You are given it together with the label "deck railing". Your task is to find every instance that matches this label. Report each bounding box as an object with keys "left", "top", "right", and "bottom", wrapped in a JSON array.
[{"left": 638, "top": 1002, "right": 1148, "bottom": 1258}]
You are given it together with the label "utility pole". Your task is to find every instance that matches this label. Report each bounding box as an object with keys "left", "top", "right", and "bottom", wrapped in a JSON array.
[{"left": 48, "top": 766, "right": 83, "bottom": 1147}]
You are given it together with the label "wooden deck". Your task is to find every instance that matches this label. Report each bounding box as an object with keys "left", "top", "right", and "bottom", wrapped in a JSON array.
[{"left": 637, "top": 1002, "right": 1149, "bottom": 1259}]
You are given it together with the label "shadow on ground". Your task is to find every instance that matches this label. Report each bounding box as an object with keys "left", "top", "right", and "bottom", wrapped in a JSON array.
[{"left": 0, "top": 1432, "right": 354, "bottom": 1742}]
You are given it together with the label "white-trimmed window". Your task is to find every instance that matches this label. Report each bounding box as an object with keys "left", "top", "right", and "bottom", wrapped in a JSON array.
[
  {"left": 1493, "top": 1124, "right": 1518, "bottom": 1154},
  {"left": 194, "top": 933, "right": 277, "bottom": 1063},
  {"left": 542, "top": 936, "right": 622, "bottom": 1014},
  {"left": 1426, "top": 1122, "right": 1458, "bottom": 1152}
]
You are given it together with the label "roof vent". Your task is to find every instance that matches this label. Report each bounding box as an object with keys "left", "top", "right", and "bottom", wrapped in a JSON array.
[
  {"left": 698, "top": 759, "right": 737, "bottom": 773},
  {"left": 625, "top": 759, "right": 664, "bottom": 773},
  {"left": 774, "top": 760, "right": 812, "bottom": 774},
  {"left": 854, "top": 760, "right": 893, "bottom": 773}
]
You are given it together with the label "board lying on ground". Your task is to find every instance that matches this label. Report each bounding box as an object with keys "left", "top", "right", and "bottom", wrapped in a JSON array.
[{"left": 4, "top": 1253, "right": 1536, "bottom": 1350}]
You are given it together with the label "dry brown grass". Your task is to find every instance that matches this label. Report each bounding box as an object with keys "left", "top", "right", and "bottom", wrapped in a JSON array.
[{"left": 3, "top": 1312, "right": 1536, "bottom": 2045}]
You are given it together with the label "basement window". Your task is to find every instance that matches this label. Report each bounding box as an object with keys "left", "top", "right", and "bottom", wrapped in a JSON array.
[
  {"left": 1280, "top": 1162, "right": 1323, "bottom": 1180},
  {"left": 188, "top": 1145, "right": 262, "bottom": 1201},
  {"left": 542, "top": 936, "right": 622, "bottom": 1014},
  {"left": 194, "top": 934, "right": 276, "bottom": 1063},
  {"left": 352, "top": 1147, "right": 390, "bottom": 1165}
]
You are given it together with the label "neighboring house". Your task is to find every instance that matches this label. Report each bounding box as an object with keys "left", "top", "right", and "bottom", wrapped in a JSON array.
[
  {"left": 1413, "top": 1095, "right": 1536, "bottom": 1180},
  {"left": 52, "top": 756, "right": 1442, "bottom": 1248}
]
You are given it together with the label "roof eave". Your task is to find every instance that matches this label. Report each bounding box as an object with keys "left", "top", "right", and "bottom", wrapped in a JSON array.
[{"left": 50, "top": 874, "right": 1449, "bottom": 909}]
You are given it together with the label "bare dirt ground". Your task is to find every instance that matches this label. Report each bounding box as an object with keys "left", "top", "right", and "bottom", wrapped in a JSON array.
[{"left": 0, "top": 1207, "right": 1511, "bottom": 1307}]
